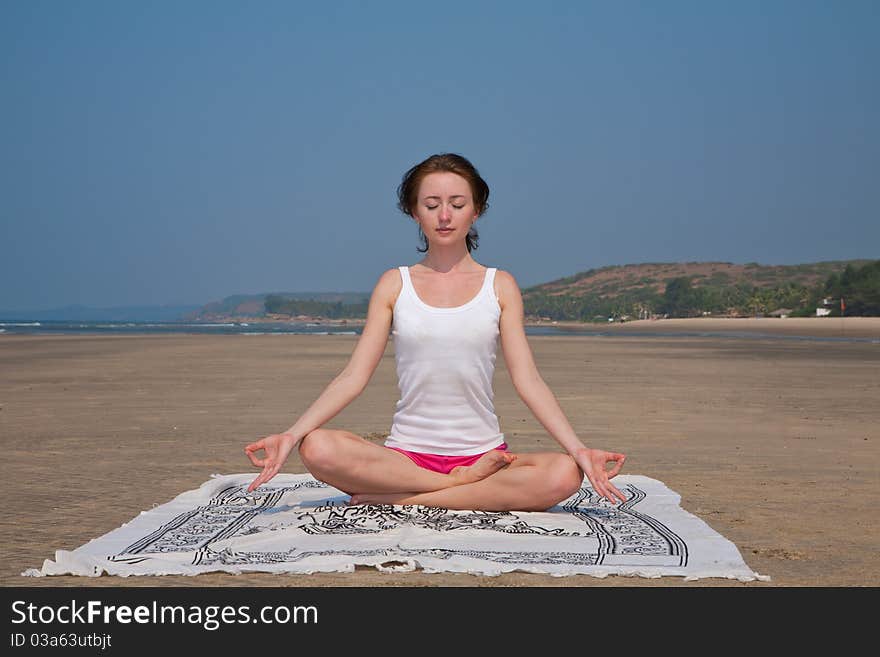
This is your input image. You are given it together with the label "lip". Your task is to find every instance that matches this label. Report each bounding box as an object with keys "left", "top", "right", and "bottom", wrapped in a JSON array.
[{"left": 436, "top": 228, "right": 454, "bottom": 233}]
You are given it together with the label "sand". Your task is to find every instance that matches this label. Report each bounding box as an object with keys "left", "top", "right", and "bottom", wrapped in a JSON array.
[
  {"left": 532, "top": 315, "right": 880, "bottom": 339},
  {"left": 1, "top": 317, "right": 878, "bottom": 587}
]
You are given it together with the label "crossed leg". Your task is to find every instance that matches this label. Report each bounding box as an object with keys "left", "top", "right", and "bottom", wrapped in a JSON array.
[
  {"left": 298, "top": 428, "right": 514, "bottom": 495},
  {"left": 349, "top": 453, "right": 584, "bottom": 511},
  {"left": 298, "top": 428, "right": 584, "bottom": 512}
]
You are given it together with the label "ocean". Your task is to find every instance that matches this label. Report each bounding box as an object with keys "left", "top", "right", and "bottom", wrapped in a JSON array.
[
  {"left": 0, "top": 319, "right": 362, "bottom": 336},
  {"left": 0, "top": 319, "right": 875, "bottom": 343},
  {"left": 0, "top": 319, "right": 578, "bottom": 337}
]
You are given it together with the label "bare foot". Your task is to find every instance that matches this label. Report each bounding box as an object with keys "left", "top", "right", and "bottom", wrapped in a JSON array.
[
  {"left": 450, "top": 450, "right": 517, "bottom": 485},
  {"left": 347, "top": 451, "right": 517, "bottom": 506}
]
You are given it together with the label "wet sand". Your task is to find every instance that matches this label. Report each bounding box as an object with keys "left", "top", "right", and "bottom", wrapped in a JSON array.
[{"left": 1, "top": 325, "right": 877, "bottom": 587}]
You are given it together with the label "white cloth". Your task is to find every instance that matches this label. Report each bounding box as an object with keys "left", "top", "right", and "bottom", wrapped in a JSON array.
[
  {"left": 385, "top": 266, "right": 505, "bottom": 456},
  {"left": 23, "top": 474, "right": 769, "bottom": 581}
]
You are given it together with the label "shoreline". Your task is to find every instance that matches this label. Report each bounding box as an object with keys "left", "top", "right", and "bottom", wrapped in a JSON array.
[
  {"left": 2, "top": 316, "right": 878, "bottom": 340},
  {"left": 194, "top": 316, "right": 367, "bottom": 326},
  {"left": 525, "top": 316, "right": 880, "bottom": 339},
  {"left": 189, "top": 315, "right": 880, "bottom": 337}
]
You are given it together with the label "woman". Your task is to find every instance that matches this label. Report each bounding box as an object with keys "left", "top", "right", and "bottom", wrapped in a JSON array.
[{"left": 245, "top": 153, "right": 627, "bottom": 511}]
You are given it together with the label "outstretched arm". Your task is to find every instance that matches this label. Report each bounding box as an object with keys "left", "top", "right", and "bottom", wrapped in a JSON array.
[
  {"left": 244, "top": 268, "right": 398, "bottom": 491},
  {"left": 244, "top": 371, "right": 363, "bottom": 492},
  {"left": 496, "top": 270, "right": 627, "bottom": 504}
]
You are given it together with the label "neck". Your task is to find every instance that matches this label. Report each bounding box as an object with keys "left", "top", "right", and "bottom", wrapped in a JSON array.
[{"left": 419, "top": 245, "right": 475, "bottom": 274}]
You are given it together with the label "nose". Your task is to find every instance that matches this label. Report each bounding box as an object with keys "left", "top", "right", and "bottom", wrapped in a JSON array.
[{"left": 439, "top": 204, "right": 452, "bottom": 221}]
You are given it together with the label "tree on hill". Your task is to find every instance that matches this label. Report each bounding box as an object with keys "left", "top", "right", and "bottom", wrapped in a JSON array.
[
  {"left": 264, "top": 294, "right": 369, "bottom": 318},
  {"left": 661, "top": 277, "right": 700, "bottom": 317},
  {"left": 823, "top": 260, "right": 880, "bottom": 316}
]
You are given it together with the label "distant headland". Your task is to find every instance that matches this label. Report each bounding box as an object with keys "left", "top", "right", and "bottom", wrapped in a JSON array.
[{"left": 185, "top": 259, "right": 879, "bottom": 323}]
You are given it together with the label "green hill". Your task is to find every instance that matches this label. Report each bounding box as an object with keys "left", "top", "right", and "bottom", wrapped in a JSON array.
[
  {"left": 521, "top": 259, "right": 877, "bottom": 321},
  {"left": 183, "top": 291, "right": 369, "bottom": 320}
]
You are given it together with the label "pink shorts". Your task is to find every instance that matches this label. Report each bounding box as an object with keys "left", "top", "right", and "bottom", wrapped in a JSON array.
[{"left": 387, "top": 443, "right": 509, "bottom": 475}]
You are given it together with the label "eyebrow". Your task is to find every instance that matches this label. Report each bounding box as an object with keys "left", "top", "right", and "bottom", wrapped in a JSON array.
[{"left": 423, "top": 194, "right": 467, "bottom": 200}]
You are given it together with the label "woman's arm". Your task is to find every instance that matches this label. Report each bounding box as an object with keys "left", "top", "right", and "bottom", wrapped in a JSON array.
[
  {"left": 496, "top": 270, "right": 587, "bottom": 453},
  {"left": 244, "top": 268, "right": 399, "bottom": 491},
  {"left": 496, "top": 270, "right": 626, "bottom": 503},
  {"left": 279, "top": 268, "right": 399, "bottom": 445}
]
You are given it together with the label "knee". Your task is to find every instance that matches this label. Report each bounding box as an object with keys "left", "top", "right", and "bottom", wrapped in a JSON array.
[
  {"left": 297, "top": 428, "right": 339, "bottom": 472},
  {"left": 548, "top": 455, "right": 584, "bottom": 504}
]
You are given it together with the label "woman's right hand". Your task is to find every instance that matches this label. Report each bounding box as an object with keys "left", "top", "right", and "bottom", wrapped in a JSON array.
[
  {"left": 571, "top": 446, "right": 627, "bottom": 505},
  {"left": 244, "top": 432, "right": 298, "bottom": 492}
]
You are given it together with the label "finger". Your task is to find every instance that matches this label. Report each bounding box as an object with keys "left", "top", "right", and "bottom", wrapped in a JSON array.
[
  {"left": 607, "top": 481, "right": 627, "bottom": 504},
  {"left": 587, "top": 476, "right": 606, "bottom": 501},
  {"left": 606, "top": 455, "right": 626, "bottom": 479},
  {"left": 249, "top": 471, "right": 267, "bottom": 491},
  {"left": 248, "top": 466, "right": 273, "bottom": 492},
  {"left": 244, "top": 441, "right": 265, "bottom": 454},
  {"left": 261, "top": 464, "right": 281, "bottom": 487},
  {"left": 597, "top": 484, "right": 616, "bottom": 505},
  {"left": 591, "top": 475, "right": 623, "bottom": 505},
  {"left": 246, "top": 450, "right": 267, "bottom": 467}
]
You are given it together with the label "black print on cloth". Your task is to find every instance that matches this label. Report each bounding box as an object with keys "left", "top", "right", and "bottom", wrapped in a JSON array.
[
  {"left": 291, "top": 504, "right": 579, "bottom": 536},
  {"left": 108, "top": 479, "right": 688, "bottom": 569},
  {"left": 194, "top": 546, "right": 600, "bottom": 568}
]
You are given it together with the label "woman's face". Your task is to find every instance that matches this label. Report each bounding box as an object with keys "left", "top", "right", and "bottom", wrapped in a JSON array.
[{"left": 413, "top": 172, "right": 478, "bottom": 243}]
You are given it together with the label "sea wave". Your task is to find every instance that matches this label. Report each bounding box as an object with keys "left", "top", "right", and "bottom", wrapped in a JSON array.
[{"left": 183, "top": 323, "right": 237, "bottom": 327}]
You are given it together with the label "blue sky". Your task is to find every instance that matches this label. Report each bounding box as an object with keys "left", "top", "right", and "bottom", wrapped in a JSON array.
[{"left": 2, "top": 0, "right": 877, "bottom": 311}]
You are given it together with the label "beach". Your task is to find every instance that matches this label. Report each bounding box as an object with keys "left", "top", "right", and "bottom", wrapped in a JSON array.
[
  {"left": 1, "top": 317, "right": 878, "bottom": 587},
  {"left": 531, "top": 315, "right": 880, "bottom": 339}
]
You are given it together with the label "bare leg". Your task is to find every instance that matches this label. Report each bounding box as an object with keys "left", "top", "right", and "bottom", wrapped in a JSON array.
[
  {"left": 297, "top": 429, "right": 512, "bottom": 495},
  {"left": 349, "top": 452, "right": 586, "bottom": 512}
]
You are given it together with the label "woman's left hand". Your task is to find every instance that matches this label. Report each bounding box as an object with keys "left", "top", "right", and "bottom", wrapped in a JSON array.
[{"left": 572, "top": 447, "right": 627, "bottom": 505}]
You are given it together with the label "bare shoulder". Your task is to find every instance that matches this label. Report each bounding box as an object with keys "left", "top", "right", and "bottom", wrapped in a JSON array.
[
  {"left": 341, "top": 268, "right": 400, "bottom": 387},
  {"left": 374, "top": 267, "right": 403, "bottom": 310},
  {"left": 494, "top": 269, "right": 522, "bottom": 312}
]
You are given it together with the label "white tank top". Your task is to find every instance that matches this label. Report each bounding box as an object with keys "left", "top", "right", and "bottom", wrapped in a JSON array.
[{"left": 385, "top": 265, "right": 506, "bottom": 456}]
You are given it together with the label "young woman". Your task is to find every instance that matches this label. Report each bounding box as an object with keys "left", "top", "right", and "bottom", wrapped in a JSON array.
[{"left": 245, "top": 153, "right": 627, "bottom": 511}]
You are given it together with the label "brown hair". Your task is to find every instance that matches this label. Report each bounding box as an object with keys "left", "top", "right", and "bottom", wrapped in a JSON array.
[{"left": 396, "top": 153, "right": 490, "bottom": 253}]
